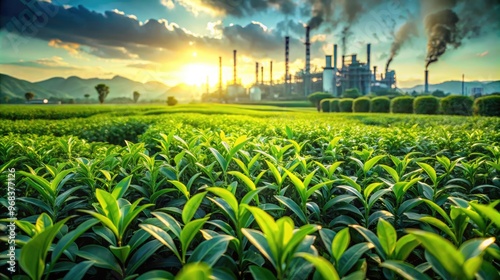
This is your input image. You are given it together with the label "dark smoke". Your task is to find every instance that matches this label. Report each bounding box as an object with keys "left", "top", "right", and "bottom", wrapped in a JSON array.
[
  {"left": 423, "top": 0, "right": 500, "bottom": 68},
  {"left": 341, "top": 27, "right": 351, "bottom": 55},
  {"left": 308, "top": 16, "right": 323, "bottom": 30},
  {"left": 305, "top": 0, "right": 385, "bottom": 56},
  {"left": 424, "top": 9, "right": 461, "bottom": 69},
  {"left": 386, "top": 19, "right": 418, "bottom": 72},
  {"left": 304, "top": 0, "right": 385, "bottom": 29}
]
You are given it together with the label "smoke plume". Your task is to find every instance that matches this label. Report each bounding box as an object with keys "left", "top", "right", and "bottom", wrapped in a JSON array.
[
  {"left": 305, "top": 0, "right": 384, "bottom": 30},
  {"left": 386, "top": 19, "right": 418, "bottom": 72},
  {"left": 423, "top": 0, "right": 500, "bottom": 68},
  {"left": 424, "top": 9, "right": 461, "bottom": 69},
  {"left": 341, "top": 27, "right": 352, "bottom": 56}
]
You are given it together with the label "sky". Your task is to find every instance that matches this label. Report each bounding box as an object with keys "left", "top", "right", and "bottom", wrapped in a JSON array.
[{"left": 0, "top": 0, "right": 499, "bottom": 89}]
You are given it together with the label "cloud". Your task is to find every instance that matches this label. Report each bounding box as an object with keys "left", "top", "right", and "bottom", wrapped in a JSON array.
[
  {"left": 0, "top": 1, "right": 321, "bottom": 65},
  {"left": 177, "top": 0, "right": 297, "bottom": 17},
  {"left": 126, "top": 62, "right": 162, "bottom": 70},
  {"left": 175, "top": 0, "right": 297, "bottom": 17},
  {"left": 476, "top": 51, "right": 488, "bottom": 57},
  {"left": 2, "top": 56, "right": 76, "bottom": 69},
  {"left": 48, "top": 39, "right": 80, "bottom": 55},
  {"left": 160, "top": 0, "right": 175, "bottom": 10}
]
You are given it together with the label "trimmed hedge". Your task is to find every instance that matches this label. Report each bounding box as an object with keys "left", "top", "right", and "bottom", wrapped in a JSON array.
[
  {"left": 414, "top": 96, "right": 439, "bottom": 114},
  {"left": 308, "top": 92, "right": 334, "bottom": 111},
  {"left": 353, "top": 97, "right": 370, "bottom": 112},
  {"left": 339, "top": 98, "right": 354, "bottom": 112},
  {"left": 391, "top": 96, "right": 414, "bottom": 114},
  {"left": 330, "top": 99, "right": 340, "bottom": 112},
  {"left": 441, "top": 95, "right": 473, "bottom": 115},
  {"left": 370, "top": 97, "right": 390, "bottom": 113},
  {"left": 474, "top": 95, "right": 500, "bottom": 116},
  {"left": 320, "top": 99, "right": 332, "bottom": 112}
]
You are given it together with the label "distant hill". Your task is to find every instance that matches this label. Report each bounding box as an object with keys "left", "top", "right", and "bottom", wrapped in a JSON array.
[
  {"left": 0, "top": 73, "right": 178, "bottom": 101},
  {"left": 0, "top": 74, "right": 68, "bottom": 99},
  {"left": 154, "top": 83, "right": 201, "bottom": 101},
  {"left": 401, "top": 80, "right": 500, "bottom": 94}
]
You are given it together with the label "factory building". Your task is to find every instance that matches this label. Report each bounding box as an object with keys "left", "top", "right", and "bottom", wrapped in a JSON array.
[
  {"left": 293, "top": 26, "right": 397, "bottom": 97},
  {"left": 217, "top": 25, "right": 399, "bottom": 101}
]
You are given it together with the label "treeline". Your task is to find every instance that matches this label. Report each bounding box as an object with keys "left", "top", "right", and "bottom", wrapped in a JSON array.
[{"left": 310, "top": 92, "right": 500, "bottom": 117}]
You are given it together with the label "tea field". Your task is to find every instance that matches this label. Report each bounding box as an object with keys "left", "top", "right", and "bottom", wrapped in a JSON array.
[{"left": 0, "top": 104, "right": 499, "bottom": 280}]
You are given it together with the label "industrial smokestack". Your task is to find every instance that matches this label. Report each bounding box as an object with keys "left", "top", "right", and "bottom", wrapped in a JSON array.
[
  {"left": 333, "top": 44, "right": 338, "bottom": 69},
  {"left": 270, "top": 61, "right": 273, "bottom": 86},
  {"left": 304, "top": 25, "right": 311, "bottom": 96},
  {"left": 233, "top": 50, "right": 237, "bottom": 85},
  {"left": 342, "top": 55, "right": 345, "bottom": 69},
  {"left": 285, "top": 36, "right": 290, "bottom": 94},
  {"left": 367, "top": 44, "right": 371, "bottom": 70},
  {"left": 373, "top": 66, "right": 377, "bottom": 82},
  {"left": 255, "top": 62, "right": 259, "bottom": 85},
  {"left": 261, "top": 66, "right": 264, "bottom": 85},
  {"left": 219, "top": 56, "right": 222, "bottom": 97},
  {"left": 305, "top": 25, "right": 311, "bottom": 74},
  {"left": 425, "top": 70, "right": 429, "bottom": 93}
]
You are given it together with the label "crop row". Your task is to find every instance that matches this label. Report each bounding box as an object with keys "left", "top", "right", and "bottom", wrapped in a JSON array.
[{"left": 1, "top": 114, "right": 499, "bottom": 279}]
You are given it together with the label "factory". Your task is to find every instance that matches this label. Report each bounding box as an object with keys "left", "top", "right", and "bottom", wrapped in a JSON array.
[{"left": 216, "top": 25, "right": 402, "bottom": 101}]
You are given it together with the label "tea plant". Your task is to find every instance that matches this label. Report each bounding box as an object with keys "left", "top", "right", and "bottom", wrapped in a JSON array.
[{"left": 1, "top": 104, "right": 499, "bottom": 279}]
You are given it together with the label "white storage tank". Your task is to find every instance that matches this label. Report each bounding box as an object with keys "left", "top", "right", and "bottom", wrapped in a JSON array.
[{"left": 249, "top": 86, "right": 262, "bottom": 101}]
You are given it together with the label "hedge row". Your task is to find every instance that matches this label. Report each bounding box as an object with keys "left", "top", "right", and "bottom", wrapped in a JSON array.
[{"left": 320, "top": 95, "right": 499, "bottom": 116}]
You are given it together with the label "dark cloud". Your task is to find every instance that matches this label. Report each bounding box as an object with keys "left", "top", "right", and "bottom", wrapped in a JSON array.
[
  {"left": 0, "top": 0, "right": 315, "bottom": 64},
  {"left": 176, "top": 0, "right": 297, "bottom": 17}
]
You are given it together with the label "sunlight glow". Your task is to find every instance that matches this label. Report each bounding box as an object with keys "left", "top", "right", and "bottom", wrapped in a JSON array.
[{"left": 179, "top": 63, "right": 218, "bottom": 86}]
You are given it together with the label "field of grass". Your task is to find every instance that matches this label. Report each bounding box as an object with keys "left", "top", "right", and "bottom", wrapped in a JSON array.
[{"left": 0, "top": 104, "right": 499, "bottom": 279}]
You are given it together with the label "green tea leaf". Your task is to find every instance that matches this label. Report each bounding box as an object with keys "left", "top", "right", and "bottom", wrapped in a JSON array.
[
  {"left": 377, "top": 218, "right": 397, "bottom": 257},
  {"left": 182, "top": 192, "right": 206, "bottom": 224},
  {"left": 407, "top": 229, "right": 464, "bottom": 277},
  {"left": 296, "top": 253, "right": 340, "bottom": 280},
  {"left": 380, "top": 260, "right": 432, "bottom": 280}
]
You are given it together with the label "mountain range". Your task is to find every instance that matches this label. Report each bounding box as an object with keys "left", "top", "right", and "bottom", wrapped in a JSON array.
[
  {"left": 0, "top": 74, "right": 201, "bottom": 101},
  {"left": 400, "top": 80, "right": 500, "bottom": 95},
  {"left": 1, "top": 73, "right": 499, "bottom": 102}
]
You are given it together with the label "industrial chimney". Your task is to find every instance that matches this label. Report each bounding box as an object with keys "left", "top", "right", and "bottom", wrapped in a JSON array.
[
  {"left": 305, "top": 26, "right": 311, "bottom": 75},
  {"left": 270, "top": 61, "right": 273, "bottom": 86},
  {"left": 255, "top": 62, "right": 259, "bottom": 85},
  {"left": 425, "top": 70, "right": 429, "bottom": 93},
  {"left": 367, "top": 44, "right": 371, "bottom": 71},
  {"left": 333, "top": 44, "right": 338, "bottom": 70},
  {"left": 261, "top": 65, "right": 264, "bottom": 85},
  {"left": 304, "top": 26, "right": 312, "bottom": 96},
  {"left": 233, "top": 50, "right": 237, "bottom": 85},
  {"left": 373, "top": 66, "right": 377, "bottom": 82},
  {"left": 285, "top": 36, "right": 290, "bottom": 90}
]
